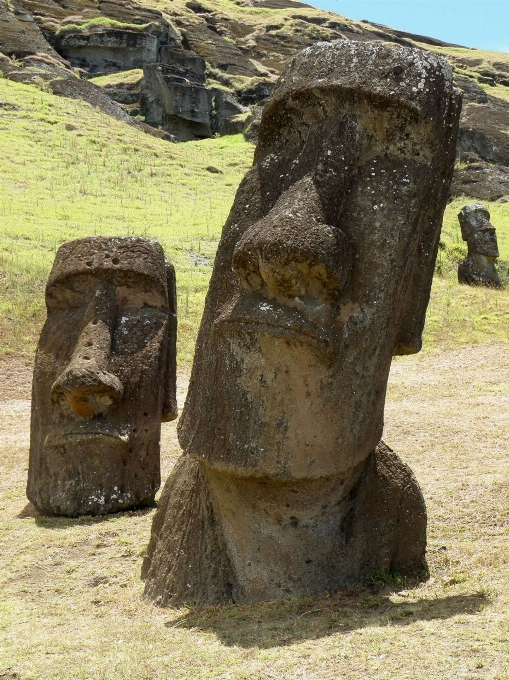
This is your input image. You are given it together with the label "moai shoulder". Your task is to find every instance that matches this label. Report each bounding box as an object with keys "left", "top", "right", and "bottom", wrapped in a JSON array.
[{"left": 143, "top": 41, "right": 462, "bottom": 605}]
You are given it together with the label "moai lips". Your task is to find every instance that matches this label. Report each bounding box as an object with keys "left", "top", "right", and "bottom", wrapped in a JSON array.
[
  {"left": 458, "top": 204, "right": 501, "bottom": 287},
  {"left": 143, "top": 41, "right": 462, "bottom": 605},
  {"left": 27, "top": 237, "right": 177, "bottom": 517}
]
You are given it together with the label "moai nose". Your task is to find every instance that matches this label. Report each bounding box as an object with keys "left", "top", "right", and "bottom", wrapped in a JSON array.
[
  {"left": 232, "top": 179, "right": 352, "bottom": 303},
  {"left": 51, "top": 289, "right": 123, "bottom": 418}
]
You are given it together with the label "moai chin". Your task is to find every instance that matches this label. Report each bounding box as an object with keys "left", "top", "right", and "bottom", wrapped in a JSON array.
[
  {"left": 458, "top": 204, "right": 501, "bottom": 287},
  {"left": 27, "top": 237, "right": 177, "bottom": 517},
  {"left": 143, "top": 41, "right": 462, "bottom": 605}
]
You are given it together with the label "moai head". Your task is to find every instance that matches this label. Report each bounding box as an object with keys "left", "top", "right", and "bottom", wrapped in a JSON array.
[
  {"left": 27, "top": 237, "right": 177, "bottom": 516},
  {"left": 458, "top": 203, "right": 499, "bottom": 257},
  {"left": 178, "top": 42, "right": 461, "bottom": 480}
]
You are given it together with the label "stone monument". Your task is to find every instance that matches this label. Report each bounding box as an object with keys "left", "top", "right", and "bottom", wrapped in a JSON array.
[
  {"left": 143, "top": 41, "right": 462, "bottom": 605},
  {"left": 458, "top": 204, "right": 501, "bottom": 287},
  {"left": 27, "top": 237, "right": 177, "bottom": 517}
]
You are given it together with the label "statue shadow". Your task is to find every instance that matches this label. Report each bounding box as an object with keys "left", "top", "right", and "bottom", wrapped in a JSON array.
[
  {"left": 17, "top": 501, "right": 155, "bottom": 527},
  {"left": 164, "top": 588, "right": 488, "bottom": 649}
]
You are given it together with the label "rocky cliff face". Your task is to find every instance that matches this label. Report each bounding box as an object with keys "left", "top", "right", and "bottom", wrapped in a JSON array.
[{"left": 1, "top": 0, "right": 509, "bottom": 198}]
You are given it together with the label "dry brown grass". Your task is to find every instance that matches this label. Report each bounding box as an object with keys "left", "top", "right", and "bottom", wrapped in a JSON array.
[{"left": 1, "top": 342, "right": 509, "bottom": 679}]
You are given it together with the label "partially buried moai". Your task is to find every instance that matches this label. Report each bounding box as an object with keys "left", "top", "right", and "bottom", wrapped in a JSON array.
[
  {"left": 143, "top": 41, "right": 462, "bottom": 605},
  {"left": 458, "top": 204, "right": 501, "bottom": 287},
  {"left": 27, "top": 237, "right": 177, "bottom": 517}
]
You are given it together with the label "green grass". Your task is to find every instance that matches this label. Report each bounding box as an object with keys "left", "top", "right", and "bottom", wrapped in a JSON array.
[
  {"left": 439, "top": 196, "right": 509, "bottom": 283},
  {"left": 0, "top": 76, "right": 254, "bottom": 365},
  {"left": 89, "top": 69, "right": 144, "bottom": 87},
  {"left": 3, "top": 76, "right": 509, "bottom": 369},
  {"left": 55, "top": 17, "right": 152, "bottom": 36},
  {"left": 3, "top": 23, "right": 509, "bottom": 680}
]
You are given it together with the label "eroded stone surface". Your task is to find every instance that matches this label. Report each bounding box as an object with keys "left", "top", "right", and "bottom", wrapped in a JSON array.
[
  {"left": 141, "top": 47, "right": 213, "bottom": 141},
  {"left": 143, "top": 41, "right": 461, "bottom": 604},
  {"left": 27, "top": 237, "right": 177, "bottom": 517},
  {"left": 457, "top": 203, "right": 501, "bottom": 287}
]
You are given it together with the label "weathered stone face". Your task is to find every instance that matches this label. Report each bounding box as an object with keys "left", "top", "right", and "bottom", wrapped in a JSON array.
[
  {"left": 178, "top": 41, "right": 462, "bottom": 480},
  {"left": 27, "top": 237, "right": 177, "bottom": 517},
  {"left": 143, "top": 41, "right": 461, "bottom": 605},
  {"left": 458, "top": 203, "right": 501, "bottom": 287}
]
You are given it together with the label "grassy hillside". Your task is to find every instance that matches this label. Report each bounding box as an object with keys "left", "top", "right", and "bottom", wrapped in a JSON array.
[
  {"left": 2, "top": 76, "right": 509, "bottom": 368},
  {"left": 2, "top": 50, "right": 509, "bottom": 680},
  {"left": 0, "top": 76, "right": 253, "bottom": 366}
]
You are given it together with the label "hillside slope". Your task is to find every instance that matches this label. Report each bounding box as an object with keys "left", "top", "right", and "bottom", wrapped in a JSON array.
[{"left": 1, "top": 0, "right": 509, "bottom": 199}]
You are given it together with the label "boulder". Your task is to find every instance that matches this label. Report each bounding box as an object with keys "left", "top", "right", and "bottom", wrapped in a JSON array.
[{"left": 143, "top": 41, "right": 461, "bottom": 605}]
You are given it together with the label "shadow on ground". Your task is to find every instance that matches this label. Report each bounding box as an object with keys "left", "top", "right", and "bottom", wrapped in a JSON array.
[
  {"left": 164, "top": 590, "right": 489, "bottom": 649},
  {"left": 17, "top": 501, "right": 155, "bottom": 526}
]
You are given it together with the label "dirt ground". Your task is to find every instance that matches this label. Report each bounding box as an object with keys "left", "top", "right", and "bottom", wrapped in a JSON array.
[{"left": 1, "top": 345, "right": 509, "bottom": 679}]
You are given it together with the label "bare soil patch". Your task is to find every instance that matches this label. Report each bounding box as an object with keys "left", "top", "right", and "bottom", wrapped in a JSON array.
[
  {"left": 1, "top": 346, "right": 508, "bottom": 679},
  {"left": 0, "top": 357, "right": 33, "bottom": 401}
]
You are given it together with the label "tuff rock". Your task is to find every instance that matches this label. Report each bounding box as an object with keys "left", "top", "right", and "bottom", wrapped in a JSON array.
[
  {"left": 142, "top": 41, "right": 462, "bottom": 605},
  {"left": 27, "top": 237, "right": 177, "bottom": 517},
  {"left": 457, "top": 204, "right": 501, "bottom": 287}
]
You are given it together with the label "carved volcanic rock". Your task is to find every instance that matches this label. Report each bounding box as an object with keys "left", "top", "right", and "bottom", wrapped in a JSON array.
[
  {"left": 143, "top": 41, "right": 461, "bottom": 605},
  {"left": 27, "top": 237, "right": 177, "bottom": 517},
  {"left": 457, "top": 203, "right": 501, "bottom": 287},
  {"left": 140, "top": 45, "right": 249, "bottom": 140}
]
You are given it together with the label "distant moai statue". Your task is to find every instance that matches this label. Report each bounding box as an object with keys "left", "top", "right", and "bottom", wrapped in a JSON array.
[
  {"left": 27, "top": 237, "right": 177, "bottom": 517},
  {"left": 458, "top": 204, "right": 501, "bottom": 287},
  {"left": 142, "top": 41, "right": 462, "bottom": 605}
]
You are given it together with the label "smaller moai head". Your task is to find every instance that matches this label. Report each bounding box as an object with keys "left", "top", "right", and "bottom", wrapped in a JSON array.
[
  {"left": 458, "top": 204, "right": 499, "bottom": 258},
  {"left": 27, "top": 237, "right": 177, "bottom": 516}
]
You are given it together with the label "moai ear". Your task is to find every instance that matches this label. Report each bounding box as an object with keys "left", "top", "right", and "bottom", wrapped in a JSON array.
[
  {"left": 393, "top": 199, "right": 447, "bottom": 356},
  {"left": 162, "top": 261, "right": 178, "bottom": 422}
]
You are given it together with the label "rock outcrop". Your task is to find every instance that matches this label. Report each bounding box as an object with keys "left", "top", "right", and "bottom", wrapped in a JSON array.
[
  {"left": 452, "top": 91, "right": 509, "bottom": 200},
  {"left": 0, "top": 52, "right": 135, "bottom": 124},
  {"left": 0, "top": 0, "right": 63, "bottom": 61},
  {"left": 2, "top": 0, "right": 509, "bottom": 195},
  {"left": 141, "top": 47, "right": 213, "bottom": 140},
  {"left": 54, "top": 27, "right": 159, "bottom": 74},
  {"left": 142, "top": 41, "right": 461, "bottom": 605}
]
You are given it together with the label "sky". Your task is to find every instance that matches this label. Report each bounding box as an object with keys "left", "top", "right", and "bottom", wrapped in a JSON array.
[{"left": 308, "top": 1, "right": 509, "bottom": 53}]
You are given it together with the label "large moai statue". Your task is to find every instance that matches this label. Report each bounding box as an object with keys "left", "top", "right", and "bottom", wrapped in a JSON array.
[
  {"left": 143, "top": 42, "right": 462, "bottom": 605},
  {"left": 458, "top": 204, "right": 501, "bottom": 287},
  {"left": 27, "top": 237, "right": 177, "bottom": 517}
]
